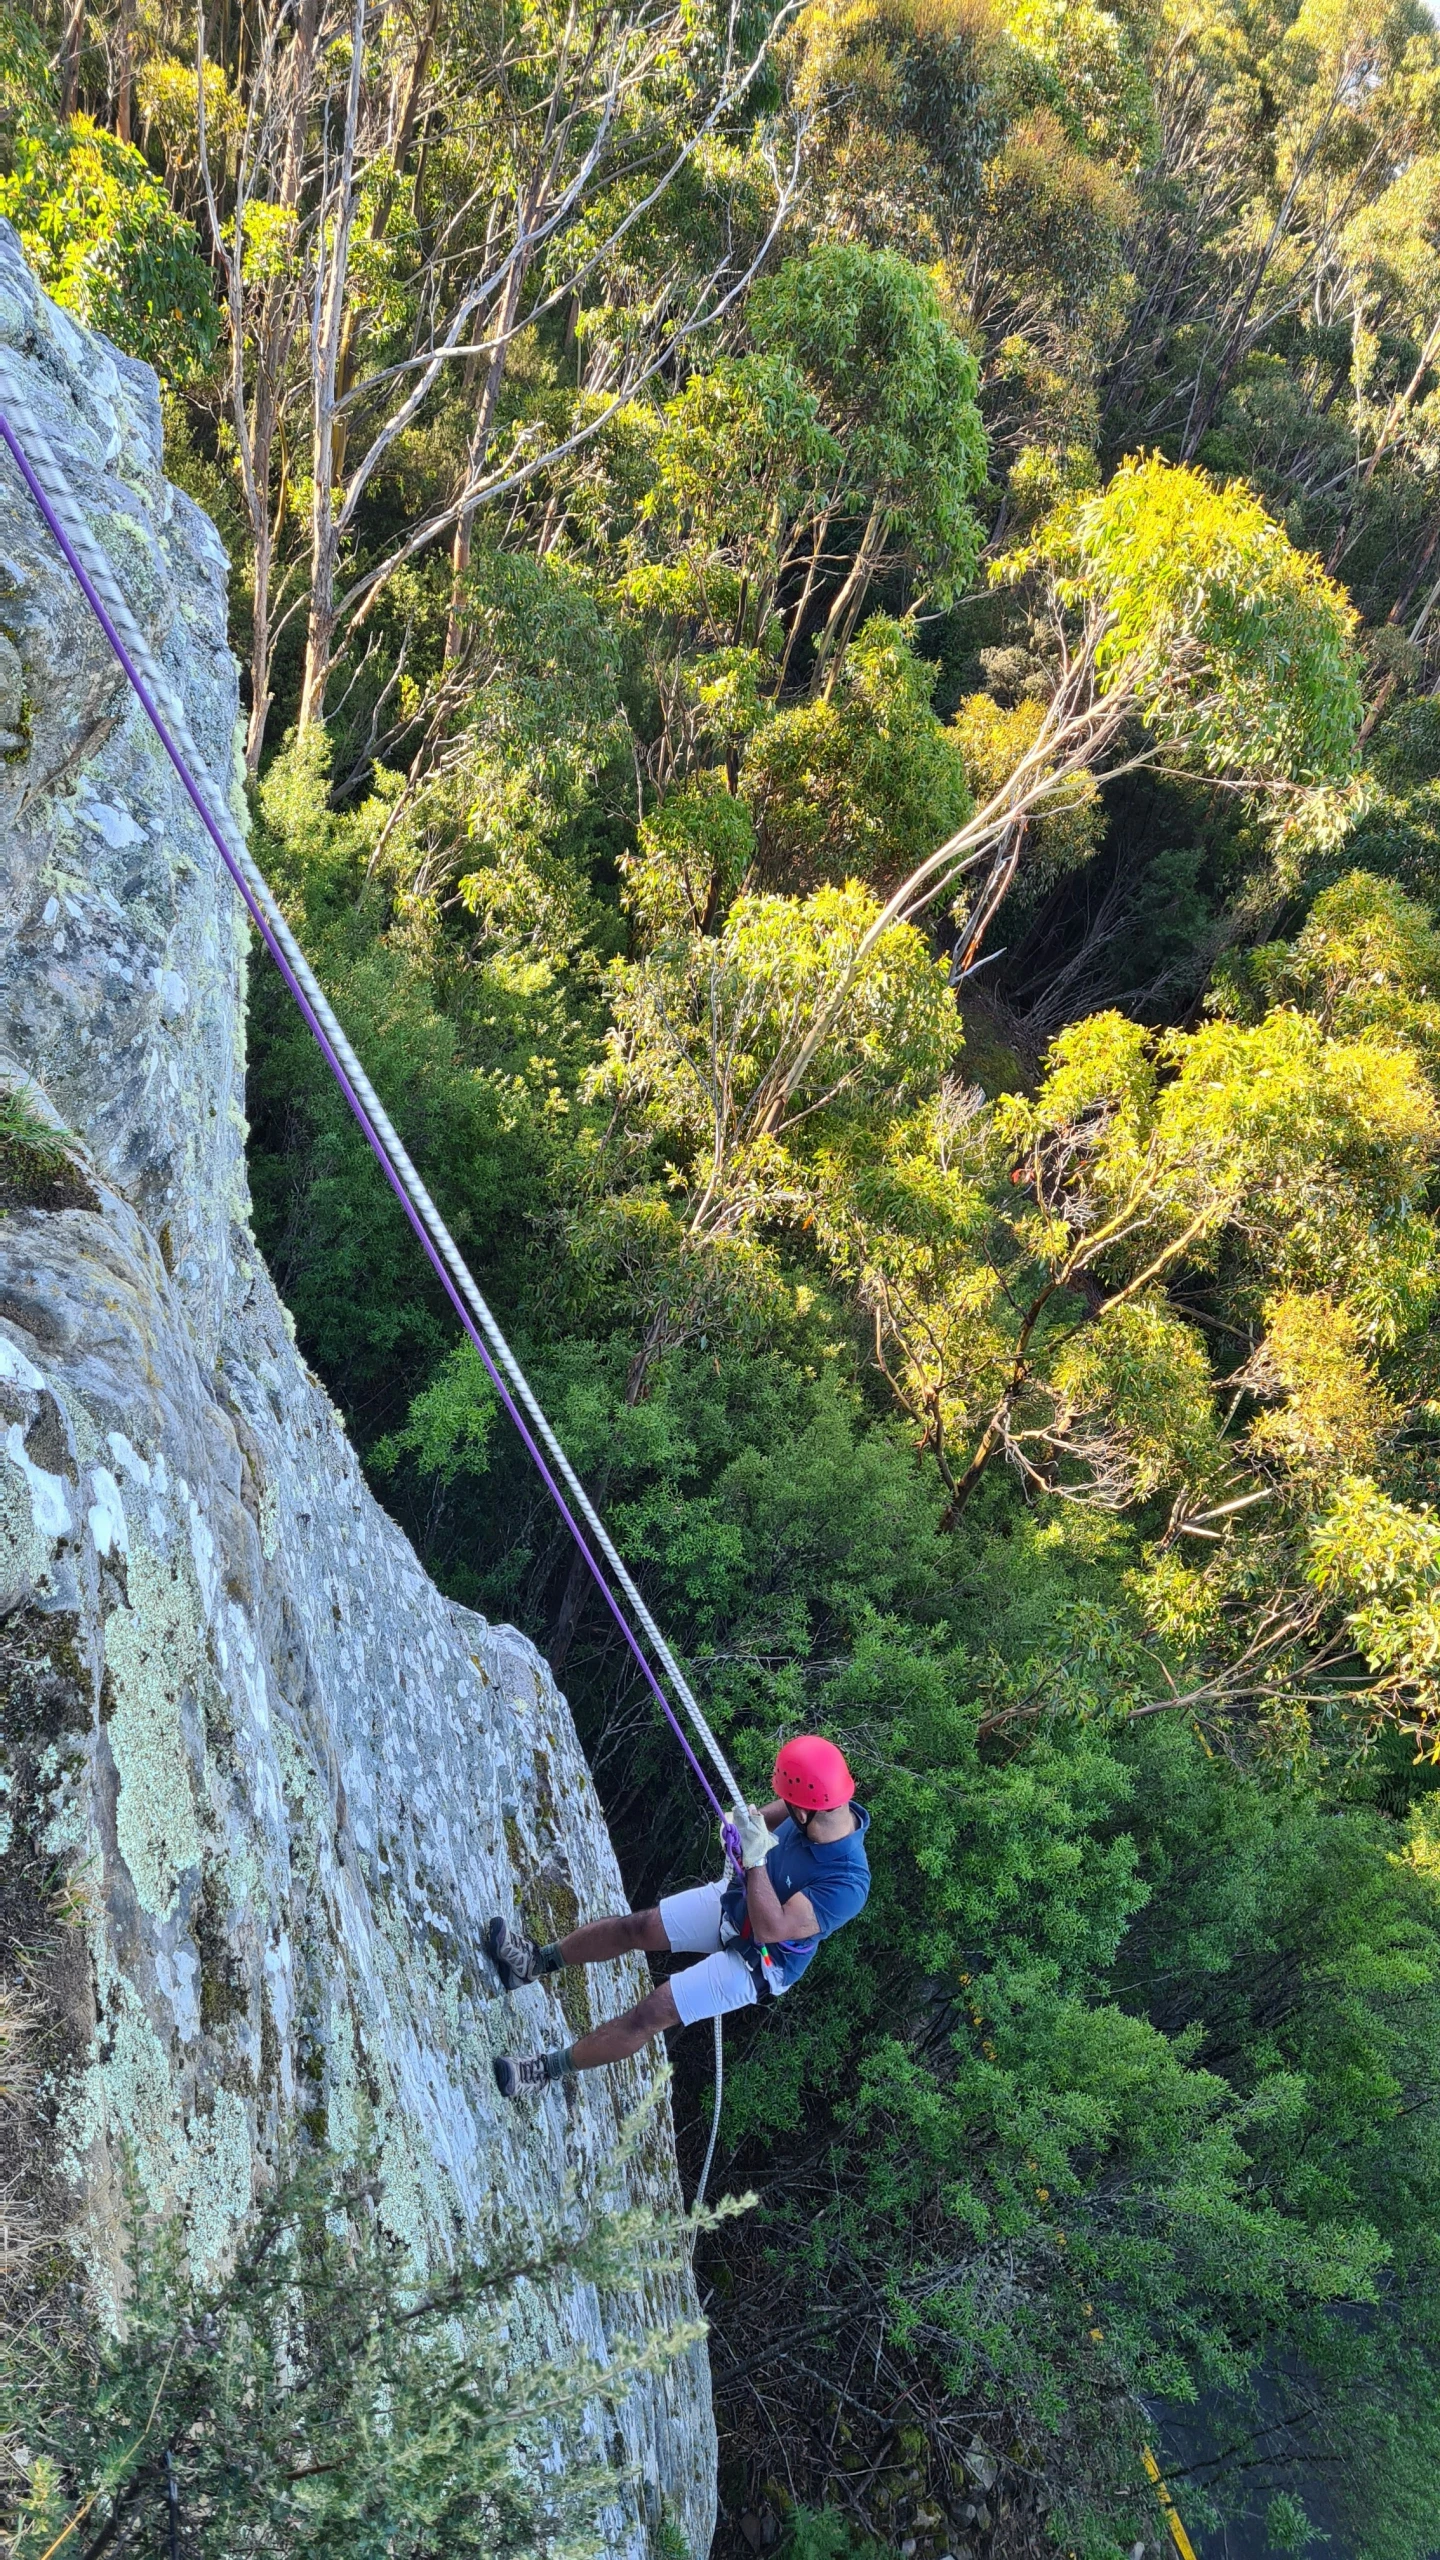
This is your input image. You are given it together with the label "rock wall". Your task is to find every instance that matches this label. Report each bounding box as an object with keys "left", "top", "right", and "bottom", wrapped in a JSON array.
[{"left": 0, "top": 225, "right": 716, "bottom": 2557}]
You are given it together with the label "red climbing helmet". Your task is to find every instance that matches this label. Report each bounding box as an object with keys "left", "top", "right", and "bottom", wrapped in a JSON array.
[{"left": 773, "top": 1734, "right": 854, "bottom": 1811}]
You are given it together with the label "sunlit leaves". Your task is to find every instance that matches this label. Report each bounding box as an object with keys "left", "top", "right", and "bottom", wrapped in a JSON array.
[
  {"left": 630, "top": 353, "right": 841, "bottom": 636},
  {"left": 790, "top": 0, "right": 1011, "bottom": 256},
  {"left": 1244, "top": 1292, "right": 1396, "bottom": 1480},
  {"left": 1026, "top": 453, "right": 1363, "bottom": 783},
  {"left": 1007, "top": 0, "right": 1159, "bottom": 169},
  {"left": 135, "top": 56, "right": 243, "bottom": 175},
  {"left": 0, "top": 117, "right": 220, "bottom": 372},
  {"left": 622, "top": 771, "right": 758, "bottom": 939},
  {"left": 1310, "top": 1474, "right": 1440, "bottom": 1746},
  {"left": 1245, "top": 869, "right": 1440, "bottom": 1064},
  {"left": 607, "top": 881, "right": 960, "bottom": 1115},
  {"left": 589, "top": 881, "right": 962, "bottom": 1258},
  {"left": 1048, "top": 1297, "right": 1224, "bottom": 1502}
]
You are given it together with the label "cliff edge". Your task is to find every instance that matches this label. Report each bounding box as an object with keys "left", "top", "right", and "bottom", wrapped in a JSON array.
[{"left": 0, "top": 225, "right": 716, "bottom": 2557}]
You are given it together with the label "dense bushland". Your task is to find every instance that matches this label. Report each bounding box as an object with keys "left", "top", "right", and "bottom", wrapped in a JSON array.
[{"left": 11, "top": 0, "right": 1440, "bottom": 2548}]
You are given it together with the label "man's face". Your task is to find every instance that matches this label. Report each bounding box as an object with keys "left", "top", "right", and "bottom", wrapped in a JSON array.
[{"left": 783, "top": 1799, "right": 812, "bottom": 1830}]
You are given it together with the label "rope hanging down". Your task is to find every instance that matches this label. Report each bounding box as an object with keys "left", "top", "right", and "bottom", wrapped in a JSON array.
[{"left": 0, "top": 358, "right": 745, "bottom": 1864}]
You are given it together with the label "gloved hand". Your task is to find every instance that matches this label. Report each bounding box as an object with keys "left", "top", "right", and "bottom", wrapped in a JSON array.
[{"left": 733, "top": 1802, "right": 772, "bottom": 1870}]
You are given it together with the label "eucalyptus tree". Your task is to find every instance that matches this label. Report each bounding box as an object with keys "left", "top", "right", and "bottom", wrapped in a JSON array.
[
  {"left": 1104, "top": 0, "right": 1440, "bottom": 462},
  {"left": 747, "top": 243, "right": 988, "bottom": 684},
  {"left": 566, "top": 457, "right": 1363, "bottom": 1476},
  {"left": 190, "top": 0, "right": 804, "bottom": 762},
  {"left": 748, "top": 452, "right": 1361, "bottom": 1135},
  {"left": 588, "top": 246, "right": 987, "bottom": 801}
]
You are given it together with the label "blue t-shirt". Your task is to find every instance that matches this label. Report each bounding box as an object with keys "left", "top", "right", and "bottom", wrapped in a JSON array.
[{"left": 721, "top": 1803, "right": 871, "bottom": 1992}]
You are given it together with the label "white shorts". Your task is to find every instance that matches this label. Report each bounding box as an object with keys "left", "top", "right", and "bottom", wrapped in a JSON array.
[{"left": 658, "top": 1880, "right": 759, "bottom": 2027}]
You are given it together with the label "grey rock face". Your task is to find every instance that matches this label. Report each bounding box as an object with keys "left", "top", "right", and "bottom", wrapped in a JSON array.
[{"left": 0, "top": 227, "right": 715, "bottom": 2557}]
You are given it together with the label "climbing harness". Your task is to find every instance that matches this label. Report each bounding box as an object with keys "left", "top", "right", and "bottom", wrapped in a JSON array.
[{"left": 0, "top": 361, "right": 746, "bottom": 1897}]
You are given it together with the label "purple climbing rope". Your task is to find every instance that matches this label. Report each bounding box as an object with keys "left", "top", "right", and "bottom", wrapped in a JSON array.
[{"left": 0, "top": 402, "right": 743, "bottom": 1877}]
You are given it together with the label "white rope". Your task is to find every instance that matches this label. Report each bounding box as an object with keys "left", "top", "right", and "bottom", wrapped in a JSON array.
[
  {"left": 0, "top": 346, "right": 745, "bottom": 1816},
  {"left": 691, "top": 2015, "right": 724, "bottom": 2227}
]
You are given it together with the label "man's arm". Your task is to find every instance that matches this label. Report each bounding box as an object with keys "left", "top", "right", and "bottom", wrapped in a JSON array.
[{"left": 745, "top": 1868, "right": 818, "bottom": 1942}]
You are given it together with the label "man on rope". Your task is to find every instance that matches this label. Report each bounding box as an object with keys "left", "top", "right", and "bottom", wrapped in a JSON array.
[{"left": 489, "top": 1734, "right": 870, "bottom": 2098}]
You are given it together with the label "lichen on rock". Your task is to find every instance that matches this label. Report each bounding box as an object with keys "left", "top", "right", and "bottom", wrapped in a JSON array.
[{"left": 0, "top": 222, "right": 715, "bottom": 2558}]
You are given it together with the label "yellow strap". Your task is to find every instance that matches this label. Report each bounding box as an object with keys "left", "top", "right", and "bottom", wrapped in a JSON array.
[{"left": 1143, "top": 2447, "right": 1198, "bottom": 2560}]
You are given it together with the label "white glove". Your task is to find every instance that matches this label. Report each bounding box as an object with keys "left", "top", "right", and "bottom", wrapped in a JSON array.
[{"left": 733, "top": 1803, "right": 772, "bottom": 1870}]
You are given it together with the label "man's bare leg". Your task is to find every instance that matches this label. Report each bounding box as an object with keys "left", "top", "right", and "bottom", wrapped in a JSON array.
[
  {"left": 487, "top": 1905, "right": 668, "bottom": 1994},
  {"left": 492, "top": 1969, "right": 685, "bottom": 2097},
  {"left": 567, "top": 1979, "right": 680, "bottom": 2070},
  {"left": 554, "top": 1907, "right": 669, "bottom": 1967}
]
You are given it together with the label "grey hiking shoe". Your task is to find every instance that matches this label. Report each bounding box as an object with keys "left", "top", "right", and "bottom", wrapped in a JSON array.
[
  {"left": 486, "top": 1914, "right": 543, "bottom": 1991},
  {"left": 494, "top": 2048, "right": 571, "bottom": 2099}
]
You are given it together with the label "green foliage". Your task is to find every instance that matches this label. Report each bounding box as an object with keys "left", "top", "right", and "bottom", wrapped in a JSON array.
[
  {"left": 1309, "top": 1475, "right": 1440, "bottom": 1748},
  {"left": 249, "top": 744, "right": 1440, "bottom": 2550},
  {"left": 1244, "top": 870, "right": 1440, "bottom": 1064},
  {"left": 742, "top": 618, "right": 972, "bottom": 890},
  {"left": 0, "top": 1085, "right": 88, "bottom": 1213},
  {"left": 245, "top": 731, "right": 579, "bottom": 1423},
  {"left": 0, "top": 1085, "right": 71, "bottom": 1178},
  {"left": 626, "top": 354, "right": 842, "bottom": 643},
  {"left": 622, "top": 772, "right": 758, "bottom": 938},
  {"left": 293, "top": 816, "right": 1440, "bottom": 2546},
  {"left": 446, "top": 544, "right": 629, "bottom": 952},
  {"left": 0, "top": 2129, "right": 722, "bottom": 2559},
  {"left": 371, "top": 1340, "right": 500, "bottom": 1485},
  {"left": 789, "top": 0, "right": 1009, "bottom": 259},
  {"left": 1264, "top": 2493, "right": 1317, "bottom": 2553},
  {"left": 589, "top": 879, "right": 963, "bottom": 1264},
  {"left": 750, "top": 245, "right": 988, "bottom": 600},
  {"left": 1007, "top": 0, "right": 1159, "bottom": 169},
  {"left": 950, "top": 686, "right": 1104, "bottom": 901},
  {"left": 0, "top": 115, "right": 219, "bottom": 374},
  {"left": 776, "top": 2510, "right": 881, "bottom": 2560},
  {"left": 0, "top": 4, "right": 53, "bottom": 119}
]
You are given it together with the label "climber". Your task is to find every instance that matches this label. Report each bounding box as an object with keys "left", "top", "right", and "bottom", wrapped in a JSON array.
[{"left": 489, "top": 1734, "right": 869, "bottom": 2099}]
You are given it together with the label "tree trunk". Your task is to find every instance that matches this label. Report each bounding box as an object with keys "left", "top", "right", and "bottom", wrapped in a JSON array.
[
  {"left": 298, "top": 0, "right": 367, "bottom": 734},
  {"left": 115, "top": 0, "right": 134, "bottom": 141},
  {"left": 245, "top": 490, "right": 276, "bottom": 773},
  {"left": 952, "top": 821, "right": 1026, "bottom": 979},
  {"left": 443, "top": 239, "right": 532, "bottom": 663},
  {"left": 811, "top": 498, "right": 886, "bottom": 698},
  {"left": 549, "top": 1520, "right": 603, "bottom": 1675},
  {"left": 774, "top": 509, "right": 834, "bottom": 694},
  {"left": 281, "top": 0, "right": 323, "bottom": 205},
  {"left": 217, "top": 0, "right": 326, "bottom": 763},
  {"left": 62, "top": 0, "right": 84, "bottom": 114},
  {"left": 300, "top": 527, "right": 339, "bottom": 732},
  {"left": 331, "top": 0, "right": 439, "bottom": 487}
]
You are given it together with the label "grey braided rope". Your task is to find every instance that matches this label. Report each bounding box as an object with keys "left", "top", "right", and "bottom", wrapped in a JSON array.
[{"left": 0, "top": 344, "right": 744, "bottom": 1816}]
